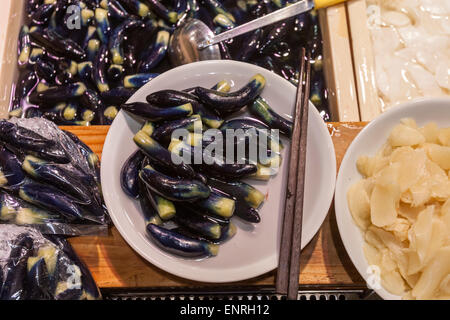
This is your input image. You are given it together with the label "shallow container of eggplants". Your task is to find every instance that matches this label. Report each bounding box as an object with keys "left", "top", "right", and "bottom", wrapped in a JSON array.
[{"left": 0, "top": 0, "right": 352, "bottom": 122}]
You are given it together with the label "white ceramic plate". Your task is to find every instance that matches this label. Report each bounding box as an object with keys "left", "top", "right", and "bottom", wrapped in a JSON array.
[
  {"left": 101, "top": 60, "right": 336, "bottom": 283},
  {"left": 335, "top": 98, "right": 450, "bottom": 300}
]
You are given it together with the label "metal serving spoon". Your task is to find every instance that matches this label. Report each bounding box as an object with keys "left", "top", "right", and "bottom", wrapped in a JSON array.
[{"left": 168, "top": 0, "right": 347, "bottom": 66}]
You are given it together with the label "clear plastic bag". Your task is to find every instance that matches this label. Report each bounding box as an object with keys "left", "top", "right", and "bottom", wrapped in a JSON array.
[
  {"left": 0, "top": 225, "right": 101, "bottom": 300},
  {"left": 0, "top": 118, "right": 109, "bottom": 236}
]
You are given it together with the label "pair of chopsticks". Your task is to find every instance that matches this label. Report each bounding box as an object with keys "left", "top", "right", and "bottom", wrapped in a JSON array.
[{"left": 276, "top": 47, "right": 311, "bottom": 300}]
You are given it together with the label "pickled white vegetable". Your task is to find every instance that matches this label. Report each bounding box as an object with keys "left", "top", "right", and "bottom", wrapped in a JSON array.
[
  {"left": 348, "top": 119, "right": 450, "bottom": 299},
  {"left": 367, "top": 0, "right": 450, "bottom": 110}
]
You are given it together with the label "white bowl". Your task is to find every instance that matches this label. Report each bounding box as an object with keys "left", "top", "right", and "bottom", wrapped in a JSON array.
[
  {"left": 335, "top": 98, "right": 450, "bottom": 300},
  {"left": 101, "top": 60, "right": 336, "bottom": 283}
]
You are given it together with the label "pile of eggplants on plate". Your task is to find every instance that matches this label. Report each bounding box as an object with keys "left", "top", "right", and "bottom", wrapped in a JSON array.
[
  {"left": 0, "top": 117, "right": 109, "bottom": 236},
  {"left": 120, "top": 73, "right": 292, "bottom": 259},
  {"left": 0, "top": 225, "right": 101, "bottom": 300},
  {"left": 11, "top": 0, "right": 329, "bottom": 125}
]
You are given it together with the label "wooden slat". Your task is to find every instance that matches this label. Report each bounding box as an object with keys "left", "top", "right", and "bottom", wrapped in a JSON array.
[
  {"left": 319, "top": 6, "right": 360, "bottom": 121},
  {"left": 61, "top": 125, "right": 109, "bottom": 159},
  {"left": 346, "top": 0, "right": 381, "bottom": 121},
  {"left": 0, "top": 0, "right": 24, "bottom": 118},
  {"left": 63, "top": 122, "right": 368, "bottom": 288}
]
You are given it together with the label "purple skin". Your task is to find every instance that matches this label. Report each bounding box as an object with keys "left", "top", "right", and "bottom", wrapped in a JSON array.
[
  {"left": 173, "top": 208, "right": 221, "bottom": 240},
  {"left": 121, "top": 150, "right": 145, "bottom": 198},
  {"left": 234, "top": 28, "right": 263, "bottom": 62},
  {"left": 0, "top": 120, "right": 69, "bottom": 163},
  {"left": 29, "top": 27, "right": 86, "bottom": 61},
  {"left": 0, "top": 234, "right": 34, "bottom": 300},
  {"left": 143, "top": 0, "right": 177, "bottom": 23},
  {"left": 19, "top": 181, "right": 84, "bottom": 221},
  {"left": 138, "top": 38, "right": 169, "bottom": 73},
  {"left": 234, "top": 202, "right": 260, "bottom": 223},
  {"left": 151, "top": 116, "right": 200, "bottom": 144},
  {"left": 101, "top": 87, "right": 136, "bottom": 105},
  {"left": 146, "top": 223, "right": 216, "bottom": 258},
  {"left": 139, "top": 165, "right": 210, "bottom": 202},
  {"left": 11, "top": 70, "right": 38, "bottom": 111},
  {"left": 146, "top": 90, "right": 198, "bottom": 106},
  {"left": 121, "top": 102, "right": 192, "bottom": 121},
  {"left": 107, "top": 0, "right": 131, "bottom": 20},
  {"left": 93, "top": 44, "right": 110, "bottom": 92},
  {"left": 30, "top": 3, "right": 55, "bottom": 25},
  {"left": 0, "top": 146, "right": 25, "bottom": 188}
]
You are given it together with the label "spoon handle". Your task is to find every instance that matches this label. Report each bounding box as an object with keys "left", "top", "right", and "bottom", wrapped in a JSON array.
[{"left": 199, "top": 0, "right": 346, "bottom": 49}]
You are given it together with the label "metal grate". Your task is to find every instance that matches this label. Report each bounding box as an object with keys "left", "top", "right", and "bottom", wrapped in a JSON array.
[{"left": 101, "top": 285, "right": 381, "bottom": 301}]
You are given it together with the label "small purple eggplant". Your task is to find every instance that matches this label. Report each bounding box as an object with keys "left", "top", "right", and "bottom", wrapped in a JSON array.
[
  {"left": 0, "top": 234, "right": 33, "bottom": 300},
  {"left": 140, "top": 164, "right": 210, "bottom": 201},
  {"left": 22, "top": 155, "right": 94, "bottom": 204},
  {"left": 121, "top": 150, "right": 145, "bottom": 198},
  {"left": 146, "top": 223, "right": 219, "bottom": 258},
  {"left": 0, "top": 120, "right": 69, "bottom": 163},
  {"left": 194, "top": 74, "right": 266, "bottom": 115},
  {"left": 0, "top": 145, "right": 25, "bottom": 189},
  {"left": 122, "top": 102, "right": 193, "bottom": 121}
]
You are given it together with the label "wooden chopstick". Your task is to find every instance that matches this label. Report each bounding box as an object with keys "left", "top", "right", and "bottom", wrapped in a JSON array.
[
  {"left": 275, "top": 48, "right": 308, "bottom": 296},
  {"left": 287, "top": 50, "right": 311, "bottom": 300}
]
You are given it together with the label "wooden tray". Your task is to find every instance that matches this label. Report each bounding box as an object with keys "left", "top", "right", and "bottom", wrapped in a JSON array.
[
  {"left": 63, "top": 122, "right": 367, "bottom": 289},
  {"left": 0, "top": 0, "right": 359, "bottom": 122},
  {"left": 0, "top": 0, "right": 25, "bottom": 119},
  {"left": 346, "top": 0, "right": 381, "bottom": 121},
  {"left": 319, "top": 5, "right": 360, "bottom": 121}
]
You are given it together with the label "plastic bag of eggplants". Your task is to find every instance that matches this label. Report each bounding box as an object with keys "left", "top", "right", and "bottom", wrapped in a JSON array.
[
  {"left": 11, "top": 0, "right": 329, "bottom": 125},
  {"left": 0, "top": 117, "right": 109, "bottom": 236},
  {"left": 0, "top": 224, "right": 101, "bottom": 300}
]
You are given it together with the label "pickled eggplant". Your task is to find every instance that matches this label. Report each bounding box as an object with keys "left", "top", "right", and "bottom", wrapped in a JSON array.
[
  {"left": 27, "top": 256, "right": 52, "bottom": 300},
  {"left": 139, "top": 164, "right": 210, "bottom": 201},
  {"left": 138, "top": 30, "right": 170, "bottom": 73},
  {"left": 248, "top": 97, "right": 293, "bottom": 136},
  {"left": 169, "top": 139, "right": 258, "bottom": 180},
  {"left": 146, "top": 89, "right": 198, "bottom": 106},
  {"left": 138, "top": 180, "right": 163, "bottom": 226},
  {"left": 193, "top": 188, "right": 235, "bottom": 219},
  {"left": 124, "top": 73, "right": 159, "bottom": 88},
  {"left": 151, "top": 114, "right": 202, "bottom": 144},
  {"left": 173, "top": 221, "right": 236, "bottom": 244},
  {"left": 134, "top": 130, "right": 198, "bottom": 180},
  {"left": 120, "top": 150, "right": 145, "bottom": 198},
  {"left": 0, "top": 120, "right": 69, "bottom": 163},
  {"left": 0, "top": 234, "right": 34, "bottom": 300},
  {"left": 0, "top": 145, "right": 25, "bottom": 189},
  {"left": 12, "top": 0, "right": 329, "bottom": 125},
  {"left": 0, "top": 190, "right": 61, "bottom": 226},
  {"left": 174, "top": 208, "right": 222, "bottom": 240},
  {"left": 109, "top": 19, "right": 142, "bottom": 65},
  {"left": 19, "top": 181, "right": 90, "bottom": 222},
  {"left": 10, "top": 70, "right": 38, "bottom": 112},
  {"left": 29, "top": 27, "right": 86, "bottom": 61},
  {"left": 22, "top": 155, "right": 93, "bottom": 204},
  {"left": 146, "top": 223, "right": 219, "bottom": 258},
  {"left": 122, "top": 102, "right": 193, "bottom": 121},
  {"left": 152, "top": 193, "right": 176, "bottom": 220},
  {"left": 18, "top": 26, "right": 31, "bottom": 68},
  {"left": 194, "top": 74, "right": 266, "bottom": 115},
  {"left": 207, "top": 178, "right": 264, "bottom": 209}
]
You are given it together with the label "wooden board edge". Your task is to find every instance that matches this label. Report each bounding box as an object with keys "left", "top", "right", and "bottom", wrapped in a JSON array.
[
  {"left": 0, "top": 0, "right": 24, "bottom": 119},
  {"left": 319, "top": 5, "right": 360, "bottom": 122},
  {"left": 346, "top": 0, "right": 382, "bottom": 121}
]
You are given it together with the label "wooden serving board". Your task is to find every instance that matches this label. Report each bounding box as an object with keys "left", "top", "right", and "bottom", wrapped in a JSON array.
[{"left": 63, "top": 122, "right": 367, "bottom": 288}]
